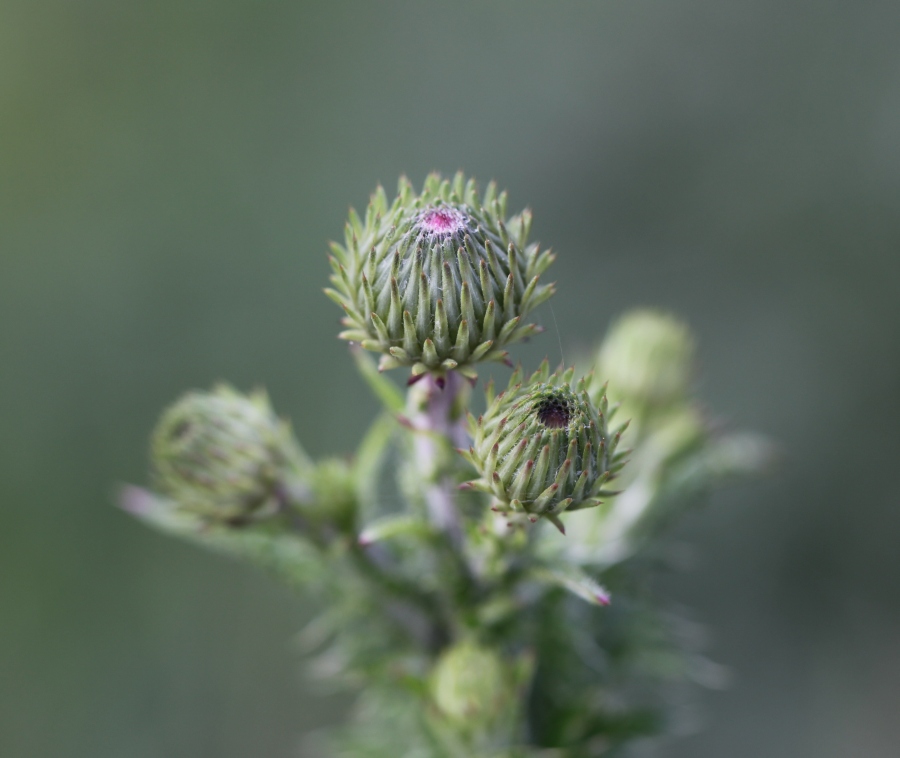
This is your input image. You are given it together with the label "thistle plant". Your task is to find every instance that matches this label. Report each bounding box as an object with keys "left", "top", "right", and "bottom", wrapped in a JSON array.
[{"left": 121, "top": 173, "right": 769, "bottom": 757}]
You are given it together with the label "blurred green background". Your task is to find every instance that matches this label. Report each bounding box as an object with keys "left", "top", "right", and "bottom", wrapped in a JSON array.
[{"left": 2, "top": 1, "right": 899, "bottom": 756}]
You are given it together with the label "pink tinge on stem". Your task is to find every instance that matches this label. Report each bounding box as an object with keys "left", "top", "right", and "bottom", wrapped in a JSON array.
[{"left": 118, "top": 484, "right": 155, "bottom": 515}]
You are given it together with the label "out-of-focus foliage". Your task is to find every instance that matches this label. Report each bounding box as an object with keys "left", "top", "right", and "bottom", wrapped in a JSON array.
[{"left": 123, "top": 297, "right": 767, "bottom": 756}]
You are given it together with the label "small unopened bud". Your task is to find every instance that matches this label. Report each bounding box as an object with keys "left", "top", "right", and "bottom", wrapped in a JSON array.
[
  {"left": 308, "top": 457, "right": 357, "bottom": 528},
  {"left": 326, "top": 172, "right": 556, "bottom": 375},
  {"left": 463, "top": 361, "right": 626, "bottom": 530},
  {"left": 430, "top": 641, "right": 509, "bottom": 727},
  {"left": 591, "top": 309, "right": 695, "bottom": 410},
  {"left": 151, "top": 385, "right": 308, "bottom": 523}
]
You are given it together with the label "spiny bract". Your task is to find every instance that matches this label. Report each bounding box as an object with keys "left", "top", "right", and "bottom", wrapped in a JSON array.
[
  {"left": 463, "top": 361, "right": 628, "bottom": 531},
  {"left": 325, "top": 172, "right": 556, "bottom": 377},
  {"left": 151, "top": 385, "right": 307, "bottom": 522}
]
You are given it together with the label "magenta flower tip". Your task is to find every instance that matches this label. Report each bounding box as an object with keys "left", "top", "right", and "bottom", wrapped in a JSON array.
[{"left": 418, "top": 206, "right": 465, "bottom": 236}]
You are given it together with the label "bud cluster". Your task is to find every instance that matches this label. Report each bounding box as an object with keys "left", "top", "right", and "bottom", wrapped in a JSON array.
[{"left": 120, "top": 172, "right": 765, "bottom": 758}]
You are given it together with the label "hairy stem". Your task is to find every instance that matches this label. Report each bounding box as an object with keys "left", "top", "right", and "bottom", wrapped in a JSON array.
[{"left": 407, "top": 372, "right": 469, "bottom": 543}]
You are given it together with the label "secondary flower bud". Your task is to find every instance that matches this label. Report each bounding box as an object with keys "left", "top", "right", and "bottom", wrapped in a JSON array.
[
  {"left": 590, "top": 309, "right": 695, "bottom": 410},
  {"left": 151, "top": 385, "right": 308, "bottom": 523},
  {"left": 430, "top": 641, "right": 510, "bottom": 727},
  {"left": 325, "top": 172, "right": 556, "bottom": 376},
  {"left": 308, "top": 457, "right": 357, "bottom": 528},
  {"left": 463, "top": 362, "right": 627, "bottom": 531}
]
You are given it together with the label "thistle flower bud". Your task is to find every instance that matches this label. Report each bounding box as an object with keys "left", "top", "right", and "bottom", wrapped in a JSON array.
[
  {"left": 151, "top": 385, "right": 309, "bottom": 523},
  {"left": 430, "top": 641, "right": 510, "bottom": 727},
  {"left": 590, "top": 309, "right": 695, "bottom": 410},
  {"left": 325, "top": 172, "right": 556, "bottom": 376},
  {"left": 308, "top": 457, "right": 357, "bottom": 528},
  {"left": 463, "top": 362, "right": 627, "bottom": 531}
]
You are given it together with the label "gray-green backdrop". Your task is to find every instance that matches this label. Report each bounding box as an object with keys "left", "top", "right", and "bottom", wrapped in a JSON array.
[{"left": 2, "top": 1, "right": 899, "bottom": 756}]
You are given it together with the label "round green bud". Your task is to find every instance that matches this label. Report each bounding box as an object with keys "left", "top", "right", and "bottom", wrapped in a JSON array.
[
  {"left": 463, "top": 362, "right": 626, "bottom": 531},
  {"left": 326, "top": 172, "right": 556, "bottom": 376},
  {"left": 151, "top": 385, "right": 307, "bottom": 523},
  {"left": 430, "top": 641, "right": 509, "bottom": 727},
  {"left": 308, "top": 457, "right": 357, "bottom": 528},
  {"left": 591, "top": 309, "right": 695, "bottom": 410}
]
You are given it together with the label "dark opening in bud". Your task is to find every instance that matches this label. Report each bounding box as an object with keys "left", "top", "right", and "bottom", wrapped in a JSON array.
[
  {"left": 466, "top": 365, "right": 621, "bottom": 521},
  {"left": 535, "top": 394, "right": 571, "bottom": 428},
  {"left": 171, "top": 421, "right": 192, "bottom": 441}
]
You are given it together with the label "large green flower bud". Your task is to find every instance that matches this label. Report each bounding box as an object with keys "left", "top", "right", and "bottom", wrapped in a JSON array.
[
  {"left": 151, "top": 385, "right": 309, "bottom": 523},
  {"left": 590, "top": 309, "right": 695, "bottom": 410},
  {"left": 325, "top": 172, "right": 556, "bottom": 376},
  {"left": 430, "top": 641, "right": 510, "bottom": 728},
  {"left": 463, "top": 362, "right": 627, "bottom": 531}
]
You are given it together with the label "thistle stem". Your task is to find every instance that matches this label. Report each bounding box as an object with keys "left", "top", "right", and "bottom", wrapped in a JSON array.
[{"left": 408, "top": 372, "right": 468, "bottom": 544}]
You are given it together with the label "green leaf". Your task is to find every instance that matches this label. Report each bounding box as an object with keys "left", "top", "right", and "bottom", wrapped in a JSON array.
[
  {"left": 351, "top": 345, "right": 405, "bottom": 412},
  {"left": 353, "top": 412, "right": 398, "bottom": 514},
  {"left": 531, "top": 564, "right": 611, "bottom": 607},
  {"left": 358, "top": 514, "right": 434, "bottom": 546},
  {"left": 118, "top": 486, "right": 319, "bottom": 588}
]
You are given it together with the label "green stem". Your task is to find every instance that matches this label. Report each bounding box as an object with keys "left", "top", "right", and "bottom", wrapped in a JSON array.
[
  {"left": 408, "top": 372, "right": 468, "bottom": 541},
  {"left": 405, "top": 372, "right": 483, "bottom": 625}
]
